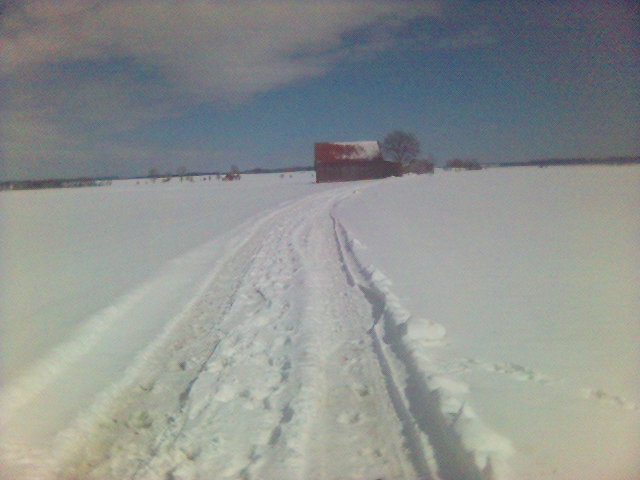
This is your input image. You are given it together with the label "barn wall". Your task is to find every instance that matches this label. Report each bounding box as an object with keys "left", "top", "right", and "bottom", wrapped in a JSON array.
[{"left": 315, "top": 160, "right": 401, "bottom": 183}]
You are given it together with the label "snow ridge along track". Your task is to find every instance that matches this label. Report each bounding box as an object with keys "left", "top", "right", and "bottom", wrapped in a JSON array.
[
  {"left": 331, "top": 215, "right": 488, "bottom": 480},
  {"left": 51, "top": 184, "right": 483, "bottom": 480}
]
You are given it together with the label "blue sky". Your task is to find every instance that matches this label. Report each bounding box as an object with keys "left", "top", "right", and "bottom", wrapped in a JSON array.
[{"left": 1, "top": 0, "right": 638, "bottom": 180}]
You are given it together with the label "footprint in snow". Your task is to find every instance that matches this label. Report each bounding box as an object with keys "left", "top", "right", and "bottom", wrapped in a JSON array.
[
  {"left": 583, "top": 388, "right": 638, "bottom": 411},
  {"left": 467, "top": 359, "right": 551, "bottom": 383},
  {"left": 126, "top": 410, "right": 153, "bottom": 429},
  {"left": 352, "top": 382, "right": 370, "bottom": 397},
  {"left": 337, "top": 411, "right": 362, "bottom": 424},
  {"left": 214, "top": 384, "right": 236, "bottom": 402},
  {"left": 357, "top": 446, "right": 383, "bottom": 459}
]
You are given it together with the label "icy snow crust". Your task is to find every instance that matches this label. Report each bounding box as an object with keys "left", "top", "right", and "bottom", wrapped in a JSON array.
[{"left": 1, "top": 167, "right": 638, "bottom": 479}]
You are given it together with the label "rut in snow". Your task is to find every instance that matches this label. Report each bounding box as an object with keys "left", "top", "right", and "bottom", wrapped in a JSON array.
[
  {"left": 331, "top": 213, "right": 487, "bottom": 480},
  {"left": 59, "top": 186, "right": 483, "bottom": 480}
]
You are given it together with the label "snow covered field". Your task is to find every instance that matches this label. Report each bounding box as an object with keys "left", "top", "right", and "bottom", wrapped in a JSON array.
[
  {"left": 336, "top": 166, "right": 640, "bottom": 479},
  {"left": 1, "top": 167, "right": 638, "bottom": 479}
]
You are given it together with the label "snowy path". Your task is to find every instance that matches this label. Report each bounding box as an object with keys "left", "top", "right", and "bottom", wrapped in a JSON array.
[
  {"left": 4, "top": 169, "right": 637, "bottom": 480},
  {"left": 1, "top": 185, "right": 478, "bottom": 480}
]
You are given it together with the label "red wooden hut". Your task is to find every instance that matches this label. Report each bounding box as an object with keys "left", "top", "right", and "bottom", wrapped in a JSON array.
[{"left": 314, "top": 141, "right": 401, "bottom": 183}]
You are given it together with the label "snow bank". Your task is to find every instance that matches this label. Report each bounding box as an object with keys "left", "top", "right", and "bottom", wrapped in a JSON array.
[
  {"left": 0, "top": 172, "right": 338, "bottom": 474},
  {"left": 335, "top": 166, "right": 640, "bottom": 479},
  {"left": 339, "top": 234, "right": 514, "bottom": 478},
  {"left": 1, "top": 173, "right": 316, "bottom": 381}
]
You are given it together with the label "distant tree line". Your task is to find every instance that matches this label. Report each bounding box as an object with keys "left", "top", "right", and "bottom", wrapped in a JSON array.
[
  {"left": 244, "top": 166, "right": 314, "bottom": 174},
  {"left": 1, "top": 178, "right": 113, "bottom": 191},
  {"left": 445, "top": 159, "right": 483, "bottom": 170},
  {"left": 497, "top": 156, "right": 640, "bottom": 168}
]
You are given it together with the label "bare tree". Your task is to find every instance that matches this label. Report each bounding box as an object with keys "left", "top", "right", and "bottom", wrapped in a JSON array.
[{"left": 382, "top": 130, "right": 421, "bottom": 165}]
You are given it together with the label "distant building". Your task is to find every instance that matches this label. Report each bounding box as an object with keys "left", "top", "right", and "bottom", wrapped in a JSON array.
[{"left": 314, "top": 141, "right": 401, "bottom": 183}]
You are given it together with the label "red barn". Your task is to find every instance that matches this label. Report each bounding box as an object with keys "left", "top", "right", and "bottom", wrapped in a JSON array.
[{"left": 314, "top": 141, "right": 401, "bottom": 183}]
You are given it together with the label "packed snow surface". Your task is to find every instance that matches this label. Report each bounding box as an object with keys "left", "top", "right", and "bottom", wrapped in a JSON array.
[{"left": 1, "top": 167, "right": 638, "bottom": 479}]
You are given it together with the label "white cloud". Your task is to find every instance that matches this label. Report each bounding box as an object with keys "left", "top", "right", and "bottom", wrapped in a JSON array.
[
  {"left": 1, "top": 0, "right": 442, "bottom": 178},
  {"left": 2, "top": 1, "right": 440, "bottom": 99}
]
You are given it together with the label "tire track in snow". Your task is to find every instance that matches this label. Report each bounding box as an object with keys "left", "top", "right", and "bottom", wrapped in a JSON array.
[
  {"left": 107, "top": 198, "right": 320, "bottom": 479},
  {"left": 331, "top": 213, "right": 487, "bottom": 480},
  {"left": 53, "top": 187, "right": 408, "bottom": 479},
  {"left": 58, "top": 184, "right": 465, "bottom": 480},
  {"left": 286, "top": 197, "right": 420, "bottom": 480},
  {"left": 2, "top": 202, "right": 278, "bottom": 480},
  {"left": 56, "top": 196, "right": 292, "bottom": 480}
]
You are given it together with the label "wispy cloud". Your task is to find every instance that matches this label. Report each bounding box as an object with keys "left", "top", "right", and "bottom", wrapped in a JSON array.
[
  {"left": 1, "top": 0, "right": 443, "bottom": 178},
  {"left": 4, "top": 0, "right": 634, "bottom": 179}
]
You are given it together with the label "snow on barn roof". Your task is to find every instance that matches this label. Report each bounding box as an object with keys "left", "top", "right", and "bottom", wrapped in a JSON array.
[
  {"left": 332, "top": 141, "right": 381, "bottom": 159},
  {"left": 315, "top": 141, "right": 383, "bottom": 163}
]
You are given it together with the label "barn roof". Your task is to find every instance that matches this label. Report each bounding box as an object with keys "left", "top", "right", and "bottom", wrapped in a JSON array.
[{"left": 315, "top": 141, "right": 382, "bottom": 164}]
